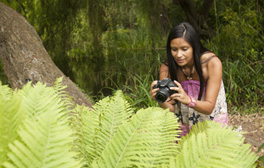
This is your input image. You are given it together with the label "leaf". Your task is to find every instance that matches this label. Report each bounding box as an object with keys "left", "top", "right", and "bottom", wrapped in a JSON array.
[
  {"left": 173, "top": 121, "right": 258, "bottom": 168},
  {"left": 81, "top": 90, "right": 134, "bottom": 166},
  {"left": 92, "top": 107, "right": 180, "bottom": 167},
  {"left": 0, "top": 84, "right": 27, "bottom": 165},
  {"left": 2, "top": 105, "right": 81, "bottom": 168},
  {"left": 257, "top": 143, "right": 264, "bottom": 153}
]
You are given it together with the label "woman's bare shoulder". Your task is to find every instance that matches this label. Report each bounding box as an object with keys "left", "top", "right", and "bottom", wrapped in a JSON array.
[
  {"left": 201, "top": 52, "right": 221, "bottom": 66},
  {"left": 160, "top": 63, "right": 169, "bottom": 70},
  {"left": 160, "top": 63, "right": 170, "bottom": 79},
  {"left": 201, "top": 52, "right": 222, "bottom": 80}
]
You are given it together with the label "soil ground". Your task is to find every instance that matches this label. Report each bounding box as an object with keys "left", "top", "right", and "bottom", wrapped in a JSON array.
[{"left": 228, "top": 113, "right": 264, "bottom": 158}]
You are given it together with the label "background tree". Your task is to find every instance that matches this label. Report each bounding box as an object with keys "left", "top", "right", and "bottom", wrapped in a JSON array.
[{"left": 0, "top": 2, "right": 93, "bottom": 107}]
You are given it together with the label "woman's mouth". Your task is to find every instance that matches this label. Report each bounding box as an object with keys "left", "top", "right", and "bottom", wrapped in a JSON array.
[{"left": 176, "top": 59, "right": 185, "bottom": 63}]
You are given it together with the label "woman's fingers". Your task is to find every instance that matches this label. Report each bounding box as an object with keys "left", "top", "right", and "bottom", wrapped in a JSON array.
[
  {"left": 169, "top": 82, "right": 190, "bottom": 104},
  {"left": 150, "top": 80, "right": 159, "bottom": 100},
  {"left": 150, "top": 80, "right": 158, "bottom": 88},
  {"left": 173, "top": 80, "right": 183, "bottom": 89},
  {"left": 151, "top": 88, "right": 159, "bottom": 95},
  {"left": 150, "top": 89, "right": 159, "bottom": 100},
  {"left": 170, "top": 93, "right": 182, "bottom": 98},
  {"left": 169, "top": 87, "right": 179, "bottom": 92}
]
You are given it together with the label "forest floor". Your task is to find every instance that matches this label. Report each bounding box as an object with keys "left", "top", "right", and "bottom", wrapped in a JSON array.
[{"left": 228, "top": 113, "right": 264, "bottom": 158}]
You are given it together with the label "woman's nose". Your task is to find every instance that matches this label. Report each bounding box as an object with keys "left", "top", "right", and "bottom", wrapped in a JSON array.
[{"left": 176, "top": 50, "right": 183, "bottom": 57}]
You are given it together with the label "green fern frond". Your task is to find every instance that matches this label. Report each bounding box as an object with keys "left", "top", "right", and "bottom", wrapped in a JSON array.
[
  {"left": 2, "top": 110, "right": 81, "bottom": 168},
  {"left": 81, "top": 90, "right": 134, "bottom": 165},
  {"left": 92, "top": 107, "right": 180, "bottom": 168},
  {"left": 0, "top": 84, "right": 12, "bottom": 98},
  {"left": 177, "top": 120, "right": 212, "bottom": 150},
  {"left": 53, "top": 77, "right": 73, "bottom": 113},
  {"left": 53, "top": 78, "right": 87, "bottom": 163},
  {"left": 172, "top": 121, "right": 258, "bottom": 168},
  {"left": 18, "top": 82, "right": 68, "bottom": 119},
  {"left": 53, "top": 77, "right": 67, "bottom": 91},
  {"left": 72, "top": 105, "right": 96, "bottom": 165},
  {"left": 1, "top": 81, "right": 81, "bottom": 167},
  {"left": 0, "top": 84, "right": 27, "bottom": 165},
  {"left": 152, "top": 111, "right": 181, "bottom": 165},
  {"left": 113, "top": 90, "right": 135, "bottom": 114}
]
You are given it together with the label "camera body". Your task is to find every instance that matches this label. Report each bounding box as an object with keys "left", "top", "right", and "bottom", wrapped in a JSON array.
[{"left": 153, "top": 78, "right": 178, "bottom": 103}]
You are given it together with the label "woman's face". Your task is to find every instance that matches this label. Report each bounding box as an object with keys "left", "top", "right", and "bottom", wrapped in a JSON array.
[{"left": 170, "top": 37, "right": 194, "bottom": 67}]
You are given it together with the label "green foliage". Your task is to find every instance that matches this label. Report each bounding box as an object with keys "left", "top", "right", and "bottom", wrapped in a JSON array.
[
  {"left": 97, "top": 72, "right": 161, "bottom": 111},
  {"left": 257, "top": 144, "right": 264, "bottom": 166},
  {"left": 0, "top": 80, "right": 259, "bottom": 167},
  {"left": 92, "top": 107, "right": 180, "bottom": 167},
  {"left": 173, "top": 122, "right": 258, "bottom": 168},
  {"left": 0, "top": 84, "right": 24, "bottom": 165},
  {"left": 0, "top": 79, "right": 81, "bottom": 168},
  {"left": 223, "top": 58, "right": 264, "bottom": 109},
  {"left": 208, "top": 0, "right": 264, "bottom": 112},
  {"left": 83, "top": 90, "right": 134, "bottom": 165}
]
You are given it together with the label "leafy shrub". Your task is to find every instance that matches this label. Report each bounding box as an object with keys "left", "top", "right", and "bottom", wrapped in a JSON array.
[{"left": 0, "top": 79, "right": 259, "bottom": 167}]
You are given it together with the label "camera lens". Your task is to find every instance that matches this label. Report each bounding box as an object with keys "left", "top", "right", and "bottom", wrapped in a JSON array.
[
  {"left": 155, "top": 93, "right": 167, "bottom": 103},
  {"left": 155, "top": 88, "right": 170, "bottom": 103}
]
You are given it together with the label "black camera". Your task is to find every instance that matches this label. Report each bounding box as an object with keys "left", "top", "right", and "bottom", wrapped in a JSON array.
[{"left": 153, "top": 78, "right": 178, "bottom": 103}]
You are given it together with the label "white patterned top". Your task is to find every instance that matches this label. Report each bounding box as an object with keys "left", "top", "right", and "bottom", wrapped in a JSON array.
[{"left": 175, "top": 80, "right": 228, "bottom": 129}]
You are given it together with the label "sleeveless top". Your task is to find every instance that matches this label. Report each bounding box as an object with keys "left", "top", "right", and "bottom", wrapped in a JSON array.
[{"left": 175, "top": 80, "right": 228, "bottom": 136}]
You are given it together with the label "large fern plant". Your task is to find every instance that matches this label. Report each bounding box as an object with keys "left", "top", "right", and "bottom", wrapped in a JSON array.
[{"left": 0, "top": 79, "right": 258, "bottom": 168}]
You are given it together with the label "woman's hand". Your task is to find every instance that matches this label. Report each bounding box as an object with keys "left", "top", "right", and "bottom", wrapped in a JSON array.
[
  {"left": 150, "top": 80, "right": 159, "bottom": 100},
  {"left": 169, "top": 80, "right": 191, "bottom": 105},
  {"left": 150, "top": 80, "right": 175, "bottom": 112}
]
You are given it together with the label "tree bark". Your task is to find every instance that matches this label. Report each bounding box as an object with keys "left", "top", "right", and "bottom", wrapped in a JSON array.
[{"left": 0, "top": 2, "right": 93, "bottom": 107}]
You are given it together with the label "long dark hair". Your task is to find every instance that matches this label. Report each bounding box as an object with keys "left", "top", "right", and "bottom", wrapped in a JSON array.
[{"left": 166, "top": 22, "right": 209, "bottom": 100}]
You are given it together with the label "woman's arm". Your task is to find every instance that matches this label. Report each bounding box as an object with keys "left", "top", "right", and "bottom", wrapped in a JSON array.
[
  {"left": 159, "top": 63, "right": 170, "bottom": 79},
  {"left": 195, "top": 57, "right": 222, "bottom": 114}
]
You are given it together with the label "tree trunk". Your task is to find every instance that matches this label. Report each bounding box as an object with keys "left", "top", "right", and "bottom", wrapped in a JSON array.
[
  {"left": 0, "top": 2, "right": 93, "bottom": 107},
  {"left": 173, "top": 0, "right": 215, "bottom": 39}
]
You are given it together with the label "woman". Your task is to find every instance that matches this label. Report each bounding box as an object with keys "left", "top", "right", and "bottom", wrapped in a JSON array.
[{"left": 150, "top": 22, "right": 228, "bottom": 136}]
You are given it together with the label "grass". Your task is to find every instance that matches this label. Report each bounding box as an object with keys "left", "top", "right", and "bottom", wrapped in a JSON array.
[
  {"left": 222, "top": 58, "right": 264, "bottom": 115},
  {"left": 95, "top": 72, "right": 159, "bottom": 111}
]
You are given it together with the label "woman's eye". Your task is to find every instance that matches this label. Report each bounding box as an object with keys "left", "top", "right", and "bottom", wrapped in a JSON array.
[
  {"left": 182, "top": 48, "right": 188, "bottom": 51},
  {"left": 171, "top": 48, "right": 177, "bottom": 51}
]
